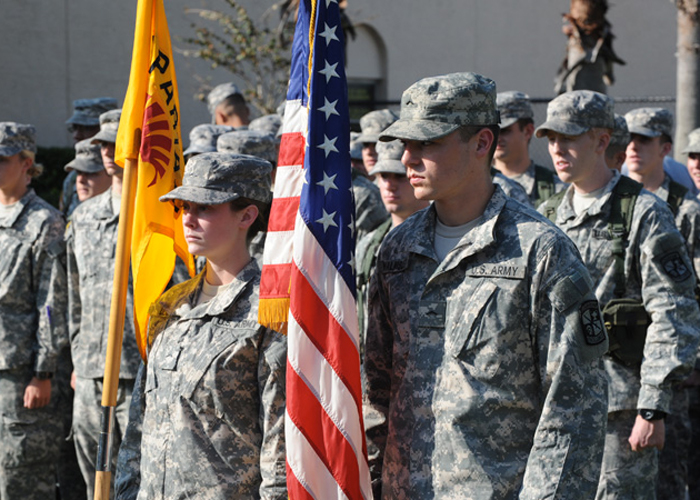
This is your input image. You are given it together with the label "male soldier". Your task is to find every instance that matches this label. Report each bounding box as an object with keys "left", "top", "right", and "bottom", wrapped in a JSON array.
[
  {"left": 605, "top": 114, "right": 629, "bottom": 172},
  {"left": 364, "top": 72, "right": 609, "bottom": 498},
  {"left": 682, "top": 128, "right": 700, "bottom": 500},
  {"left": 0, "top": 123, "right": 68, "bottom": 499},
  {"left": 65, "top": 139, "right": 111, "bottom": 203},
  {"left": 493, "top": 91, "right": 564, "bottom": 206},
  {"left": 355, "top": 140, "right": 429, "bottom": 355},
  {"left": 183, "top": 123, "right": 234, "bottom": 162},
  {"left": 207, "top": 82, "right": 250, "bottom": 128},
  {"left": 357, "top": 109, "right": 399, "bottom": 175},
  {"left": 625, "top": 107, "right": 700, "bottom": 500},
  {"left": 62, "top": 98, "right": 119, "bottom": 216},
  {"left": 537, "top": 91, "right": 700, "bottom": 499},
  {"left": 67, "top": 109, "right": 140, "bottom": 498}
]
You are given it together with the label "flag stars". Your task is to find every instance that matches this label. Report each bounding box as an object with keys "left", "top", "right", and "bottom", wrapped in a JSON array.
[
  {"left": 318, "top": 60, "right": 339, "bottom": 83},
  {"left": 316, "top": 209, "right": 338, "bottom": 232},
  {"left": 317, "top": 135, "right": 338, "bottom": 157},
  {"left": 319, "top": 23, "right": 339, "bottom": 45},
  {"left": 316, "top": 172, "right": 339, "bottom": 194},
  {"left": 318, "top": 97, "right": 339, "bottom": 121},
  {"left": 326, "top": 0, "right": 338, "bottom": 6}
]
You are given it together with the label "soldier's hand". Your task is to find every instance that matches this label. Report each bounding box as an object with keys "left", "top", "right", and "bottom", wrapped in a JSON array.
[
  {"left": 24, "top": 378, "right": 52, "bottom": 409},
  {"left": 628, "top": 415, "right": 665, "bottom": 452}
]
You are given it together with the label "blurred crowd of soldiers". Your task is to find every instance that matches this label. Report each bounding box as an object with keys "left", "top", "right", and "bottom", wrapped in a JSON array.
[{"left": 1, "top": 70, "right": 700, "bottom": 499}]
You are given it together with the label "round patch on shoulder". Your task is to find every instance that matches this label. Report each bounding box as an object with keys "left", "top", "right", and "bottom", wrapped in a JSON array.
[
  {"left": 660, "top": 252, "right": 692, "bottom": 282},
  {"left": 580, "top": 300, "right": 606, "bottom": 346}
]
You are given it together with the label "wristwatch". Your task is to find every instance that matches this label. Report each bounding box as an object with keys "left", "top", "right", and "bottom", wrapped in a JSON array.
[
  {"left": 638, "top": 409, "right": 666, "bottom": 421},
  {"left": 34, "top": 371, "right": 53, "bottom": 380}
]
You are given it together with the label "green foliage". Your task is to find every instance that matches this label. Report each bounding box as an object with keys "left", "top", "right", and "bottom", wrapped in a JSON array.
[
  {"left": 33, "top": 147, "right": 74, "bottom": 209},
  {"left": 181, "top": 0, "right": 295, "bottom": 115}
]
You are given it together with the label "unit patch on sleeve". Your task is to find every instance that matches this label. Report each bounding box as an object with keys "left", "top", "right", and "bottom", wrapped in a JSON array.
[{"left": 580, "top": 300, "right": 606, "bottom": 346}]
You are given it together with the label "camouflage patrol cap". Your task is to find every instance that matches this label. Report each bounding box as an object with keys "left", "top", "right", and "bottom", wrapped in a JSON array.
[
  {"left": 217, "top": 129, "right": 277, "bottom": 165},
  {"left": 161, "top": 152, "right": 272, "bottom": 205},
  {"left": 64, "top": 139, "right": 104, "bottom": 173},
  {"left": 609, "top": 114, "right": 630, "bottom": 149},
  {"left": 379, "top": 72, "right": 499, "bottom": 142},
  {"left": 682, "top": 128, "right": 700, "bottom": 154},
  {"left": 91, "top": 109, "right": 122, "bottom": 144},
  {"left": 357, "top": 109, "right": 399, "bottom": 143},
  {"left": 249, "top": 114, "right": 282, "bottom": 137},
  {"left": 625, "top": 107, "right": 673, "bottom": 140},
  {"left": 535, "top": 91, "right": 614, "bottom": 138},
  {"left": 0, "top": 122, "right": 36, "bottom": 156},
  {"left": 349, "top": 132, "right": 363, "bottom": 160},
  {"left": 65, "top": 98, "right": 119, "bottom": 127},
  {"left": 207, "top": 82, "right": 244, "bottom": 117},
  {"left": 497, "top": 91, "right": 534, "bottom": 129},
  {"left": 183, "top": 124, "right": 234, "bottom": 157},
  {"left": 369, "top": 140, "right": 406, "bottom": 176}
]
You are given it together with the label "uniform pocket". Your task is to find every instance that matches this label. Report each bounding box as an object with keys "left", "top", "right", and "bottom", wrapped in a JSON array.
[
  {"left": 1, "top": 410, "right": 60, "bottom": 468},
  {"left": 446, "top": 281, "right": 498, "bottom": 359}
]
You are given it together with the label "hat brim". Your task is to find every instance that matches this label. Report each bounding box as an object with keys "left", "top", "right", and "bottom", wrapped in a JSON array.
[
  {"left": 378, "top": 119, "right": 459, "bottom": 142},
  {"left": 499, "top": 116, "right": 519, "bottom": 129},
  {"left": 356, "top": 133, "right": 380, "bottom": 144},
  {"left": 535, "top": 120, "right": 590, "bottom": 138},
  {"left": 0, "top": 146, "right": 22, "bottom": 157},
  {"left": 91, "top": 130, "right": 117, "bottom": 144},
  {"left": 682, "top": 144, "right": 700, "bottom": 154},
  {"left": 64, "top": 158, "right": 105, "bottom": 173},
  {"left": 65, "top": 116, "right": 100, "bottom": 127},
  {"left": 369, "top": 159, "right": 406, "bottom": 176},
  {"left": 183, "top": 145, "right": 216, "bottom": 157},
  {"left": 159, "top": 186, "right": 242, "bottom": 205},
  {"left": 627, "top": 126, "right": 662, "bottom": 138}
]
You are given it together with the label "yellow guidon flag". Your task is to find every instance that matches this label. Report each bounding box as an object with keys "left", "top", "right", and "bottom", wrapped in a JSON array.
[{"left": 115, "top": 0, "right": 194, "bottom": 360}]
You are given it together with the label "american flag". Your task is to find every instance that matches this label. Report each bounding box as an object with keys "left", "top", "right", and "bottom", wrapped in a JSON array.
[{"left": 259, "top": 0, "right": 371, "bottom": 498}]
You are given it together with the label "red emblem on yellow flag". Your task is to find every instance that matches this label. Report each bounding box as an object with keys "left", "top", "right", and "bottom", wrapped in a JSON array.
[{"left": 115, "top": 0, "right": 194, "bottom": 359}]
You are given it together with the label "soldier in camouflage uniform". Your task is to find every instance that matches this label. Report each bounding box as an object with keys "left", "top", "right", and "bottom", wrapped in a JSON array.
[
  {"left": 217, "top": 130, "right": 277, "bottom": 261},
  {"left": 493, "top": 91, "right": 564, "bottom": 206},
  {"left": 357, "top": 109, "right": 398, "bottom": 175},
  {"left": 682, "top": 129, "right": 700, "bottom": 500},
  {"left": 183, "top": 123, "right": 234, "bottom": 162},
  {"left": 115, "top": 153, "right": 287, "bottom": 499},
  {"left": 66, "top": 109, "right": 140, "bottom": 499},
  {"left": 364, "top": 72, "right": 609, "bottom": 499},
  {"left": 605, "top": 114, "right": 630, "bottom": 172},
  {"left": 355, "top": 140, "right": 428, "bottom": 358},
  {"left": 536, "top": 91, "right": 700, "bottom": 500},
  {"left": 0, "top": 123, "right": 68, "bottom": 499},
  {"left": 624, "top": 107, "right": 700, "bottom": 500},
  {"left": 62, "top": 98, "right": 119, "bottom": 217},
  {"left": 65, "top": 138, "right": 110, "bottom": 203},
  {"left": 207, "top": 82, "right": 250, "bottom": 128}
]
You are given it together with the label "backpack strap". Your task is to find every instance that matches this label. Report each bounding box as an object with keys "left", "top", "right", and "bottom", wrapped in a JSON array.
[
  {"left": 608, "top": 176, "right": 643, "bottom": 298},
  {"left": 534, "top": 165, "right": 556, "bottom": 206},
  {"left": 666, "top": 179, "right": 688, "bottom": 216},
  {"left": 542, "top": 189, "right": 567, "bottom": 223}
]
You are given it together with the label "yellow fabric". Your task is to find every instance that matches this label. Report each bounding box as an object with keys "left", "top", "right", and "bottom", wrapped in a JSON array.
[{"left": 115, "top": 0, "right": 194, "bottom": 360}]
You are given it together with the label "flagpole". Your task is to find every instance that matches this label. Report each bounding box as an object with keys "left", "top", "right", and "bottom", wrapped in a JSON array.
[{"left": 94, "top": 129, "right": 140, "bottom": 500}]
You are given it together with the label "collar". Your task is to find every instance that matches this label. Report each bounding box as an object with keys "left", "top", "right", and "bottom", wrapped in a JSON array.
[
  {"left": 0, "top": 189, "right": 36, "bottom": 228},
  {"left": 556, "top": 169, "right": 620, "bottom": 226}
]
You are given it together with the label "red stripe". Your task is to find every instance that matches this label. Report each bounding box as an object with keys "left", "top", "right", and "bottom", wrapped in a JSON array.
[
  {"left": 286, "top": 462, "right": 315, "bottom": 500},
  {"left": 278, "top": 132, "right": 305, "bottom": 167},
  {"left": 289, "top": 265, "right": 364, "bottom": 432},
  {"left": 260, "top": 264, "right": 292, "bottom": 299},
  {"left": 268, "top": 197, "right": 300, "bottom": 232},
  {"left": 287, "top": 363, "right": 363, "bottom": 500}
]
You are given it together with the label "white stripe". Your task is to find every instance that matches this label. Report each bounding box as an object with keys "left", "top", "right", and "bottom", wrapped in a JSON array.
[
  {"left": 272, "top": 164, "right": 305, "bottom": 199},
  {"left": 261, "top": 230, "right": 295, "bottom": 266},
  {"left": 282, "top": 99, "right": 308, "bottom": 135},
  {"left": 286, "top": 411, "right": 349, "bottom": 500},
  {"left": 292, "top": 215, "right": 360, "bottom": 350},
  {"left": 288, "top": 315, "right": 372, "bottom": 500}
]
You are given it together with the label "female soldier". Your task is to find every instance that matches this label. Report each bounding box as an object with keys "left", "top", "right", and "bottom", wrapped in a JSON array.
[
  {"left": 116, "top": 153, "right": 287, "bottom": 499},
  {"left": 0, "top": 122, "right": 67, "bottom": 499}
]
